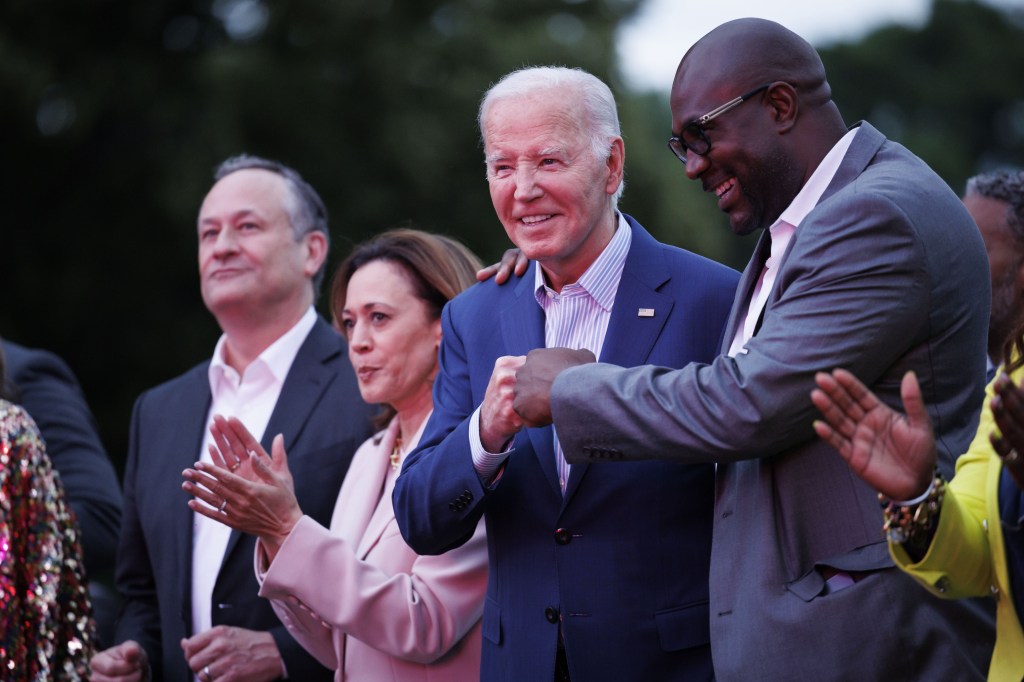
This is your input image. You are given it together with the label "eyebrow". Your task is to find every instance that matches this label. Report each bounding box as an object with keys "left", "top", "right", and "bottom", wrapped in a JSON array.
[
  {"left": 198, "top": 208, "right": 260, "bottom": 227},
  {"left": 485, "top": 147, "right": 567, "bottom": 165}
]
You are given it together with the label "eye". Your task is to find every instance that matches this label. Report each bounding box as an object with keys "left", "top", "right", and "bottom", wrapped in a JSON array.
[
  {"left": 540, "top": 157, "right": 558, "bottom": 166},
  {"left": 490, "top": 163, "right": 513, "bottom": 179},
  {"left": 371, "top": 312, "right": 389, "bottom": 324},
  {"left": 200, "top": 227, "right": 219, "bottom": 241},
  {"left": 239, "top": 221, "right": 260, "bottom": 232}
]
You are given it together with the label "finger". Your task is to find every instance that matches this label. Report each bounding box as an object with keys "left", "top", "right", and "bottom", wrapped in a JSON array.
[
  {"left": 226, "top": 417, "right": 268, "bottom": 460},
  {"left": 812, "top": 418, "right": 851, "bottom": 457},
  {"left": 992, "top": 389, "right": 1024, "bottom": 453},
  {"left": 269, "top": 433, "right": 290, "bottom": 473},
  {"left": 210, "top": 415, "right": 246, "bottom": 467},
  {"left": 475, "top": 262, "right": 500, "bottom": 283},
  {"left": 898, "top": 371, "right": 931, "bottom": 430},
  {"left": 831, "top": 368, "right": 878, "bottom": 417},
  {"left": 514, "top": 250, "right": 529, "bottom": 276},
  {"left": 208, "top": 443, "right": 231, "bottom": 471},
  {"left": 181, "top": 473, "right": 225, "bottom": 511},
  {"left": 809, "top": 382, "right": 860, "bottom": 441}
]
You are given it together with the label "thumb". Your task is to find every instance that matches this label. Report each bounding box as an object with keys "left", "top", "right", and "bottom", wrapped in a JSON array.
[
  {"left": 900, "top": 371, "right": 931, "bottom": 429},
  {"left": 270, "top": 433, "right": 289, "bottom": 471},
  {"left": 250, "top": 442, "right": 278, "bottom": 482}
]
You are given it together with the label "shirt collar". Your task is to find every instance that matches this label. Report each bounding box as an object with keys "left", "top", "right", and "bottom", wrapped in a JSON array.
[
  {"left": 533, "top": 212, "right": 632, "bottom": 312},
  {"left": 209, "top": 306, "right": 318, "bottom": 386},
  {"left": 775, "top": 127, "right": 859, "bottom": 231}
]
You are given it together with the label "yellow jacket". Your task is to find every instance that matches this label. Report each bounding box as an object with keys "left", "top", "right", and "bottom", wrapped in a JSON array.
[{"left": 892, "top": 370, "right": 1024, "bottom": 681}]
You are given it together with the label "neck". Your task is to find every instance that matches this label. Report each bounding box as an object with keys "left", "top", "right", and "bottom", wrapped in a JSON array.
[
  {"left": 394, "top": 392, "right": 433, "bottom": 446},
  {"left": 218, "top": 305, "right": 309, "bottom": 374}
]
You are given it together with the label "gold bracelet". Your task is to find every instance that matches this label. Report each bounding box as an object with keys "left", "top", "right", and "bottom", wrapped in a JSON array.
[{"left": 880, "top": 472, "right": 945, "bottom": 549}]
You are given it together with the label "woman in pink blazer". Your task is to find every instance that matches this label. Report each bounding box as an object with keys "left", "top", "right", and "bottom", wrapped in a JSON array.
[{"left": 183, "top": 229, "right": 487, "bottom": 682}]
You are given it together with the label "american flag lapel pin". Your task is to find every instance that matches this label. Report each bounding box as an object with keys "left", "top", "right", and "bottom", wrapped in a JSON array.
[{"left": 637, "top": 308, "right": 655, "bottom": 317}]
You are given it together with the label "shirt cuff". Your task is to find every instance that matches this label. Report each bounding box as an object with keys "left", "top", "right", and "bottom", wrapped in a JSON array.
[{"left": 469, "top": 407, "right": 513, "bottom": 484}]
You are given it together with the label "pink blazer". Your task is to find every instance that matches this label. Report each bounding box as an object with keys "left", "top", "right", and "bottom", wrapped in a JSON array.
[{"left": 256, "top": 414, "right": 486, "bottom": 681}]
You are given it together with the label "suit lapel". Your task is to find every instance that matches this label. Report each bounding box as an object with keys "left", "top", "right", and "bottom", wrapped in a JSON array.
[
  {"left": 720, "top": 229, "right": 772, "bottom": 354},
  {"left": 220, "top": 319, "right": 341, "bottom": 564},
  {"left": 175, "top": 365, "right": 214, "bottom": 634},
  {"left": 819, "top": 122, "right": 883, "bottom": 205},
  {"left": 501, "top": 265, "right": 562, "bottom": 497},
  {"left": 561, "top": 219, "right": 672, "bottom": 507},
  {"left": 353, "top": 422, "right": 401, "bottom": 559}
]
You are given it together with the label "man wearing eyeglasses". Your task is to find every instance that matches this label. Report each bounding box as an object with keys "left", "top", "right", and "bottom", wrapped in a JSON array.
[{"left": 513, "top": 18, "right": 996, "bottom": 680}]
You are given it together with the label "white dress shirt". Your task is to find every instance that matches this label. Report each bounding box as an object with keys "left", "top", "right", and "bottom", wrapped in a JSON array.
[
  {"left": 190, "top": 307, "right": 317, "bottom": 664},
  {"left": 728, "top": 127, "right": 859, "bottom": 357}
]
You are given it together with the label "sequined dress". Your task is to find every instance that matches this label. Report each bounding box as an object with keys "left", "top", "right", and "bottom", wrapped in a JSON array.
[{"left": 0, "top": 400, "right": 93, "bottom": 680}]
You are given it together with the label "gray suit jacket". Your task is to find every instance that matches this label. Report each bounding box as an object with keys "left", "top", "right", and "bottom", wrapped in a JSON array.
[{"left": 552, "top": 123, "right": 996, "bottom": 680}]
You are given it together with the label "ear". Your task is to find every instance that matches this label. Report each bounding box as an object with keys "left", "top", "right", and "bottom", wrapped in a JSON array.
[
  {"left": 604, "top": 136, "right": 625, "bottom": 197},
  {"left": 303, "top": 230, "right": 328, "bottom": 277},
  {"left": 431, "top": 316, "right": 443, "bottom": 350},
  {"left": 765, "top": 82, "right": 799, "bottom": 133}
]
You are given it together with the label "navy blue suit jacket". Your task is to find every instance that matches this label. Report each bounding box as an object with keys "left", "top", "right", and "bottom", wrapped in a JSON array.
[
  {"left": 1, "top": 340, "right": 122, "bottom": 578},
  {"left": 114, "top": 318, "right": 374, "bottom": 682},
  {"left": 394, "top": 217, "right": 739, "bottom": 681}
]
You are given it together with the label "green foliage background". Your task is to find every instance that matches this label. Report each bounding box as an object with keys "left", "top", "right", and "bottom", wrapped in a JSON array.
[{"left": 2, "top": 0, "right": 1022, "bottom": 470}]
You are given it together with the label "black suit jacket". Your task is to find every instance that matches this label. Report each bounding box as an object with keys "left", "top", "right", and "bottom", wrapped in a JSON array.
[
  {"left": 1, "top": 340, "right": 122, "bottom": 578},
  {"left": 114, "top": 318, "right": 375, "bottom": 682}
]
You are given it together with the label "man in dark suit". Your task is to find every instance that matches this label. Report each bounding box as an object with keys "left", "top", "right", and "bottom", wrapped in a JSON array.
[
  {"left": 393, "top": 67, "right": 738, "bottom": 681},
  {"left": 1, "top": 338, "right": 123, "bottom": 644},
  {"left": 513, "top": 19, "right": 996, "bottom": 680},
  {"left": 91, "top": 156, "right": 373, "bottom": 682}
]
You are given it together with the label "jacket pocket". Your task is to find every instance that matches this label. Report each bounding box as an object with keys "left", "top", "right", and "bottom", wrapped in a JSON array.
[
  {"left": 786, "top": 541, "right": 893, "bottom": 601},
  {"left": 654, "top": 601, "right": 710, "bottom": 651}
]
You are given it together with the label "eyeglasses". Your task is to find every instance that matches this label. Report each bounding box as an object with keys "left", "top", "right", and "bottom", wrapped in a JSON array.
[{"left": 667, "top": 83, "right": 771, "bottom": 163}]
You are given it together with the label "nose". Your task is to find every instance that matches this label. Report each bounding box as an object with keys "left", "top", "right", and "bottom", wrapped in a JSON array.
[
  {"left": 348, "top": 321, "right": 371, "bottom": 352},
  {"left": 513, "top": 166, "right": 543, "bottom": 202},
  {"left": 212, "top": 227, "right": 239, "bottom": 257},
  {"left": 685, "top": 152, "right": 709, "bottom": 180}
]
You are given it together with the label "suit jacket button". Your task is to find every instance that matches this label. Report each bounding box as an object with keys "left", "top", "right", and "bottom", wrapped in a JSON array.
[
  {"left": 544, "top": 606, "right": 560, "bottom": 624},
  {"left": 554, "top": 528, "right": 571, "bottom": 545}
]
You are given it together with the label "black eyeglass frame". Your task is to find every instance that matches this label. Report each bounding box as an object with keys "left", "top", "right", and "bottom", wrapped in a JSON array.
[{"left": 667, "top": 83, "right": 772, "bottom": 163}]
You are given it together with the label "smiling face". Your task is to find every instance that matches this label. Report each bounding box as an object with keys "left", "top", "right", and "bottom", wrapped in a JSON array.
[
  {"left": 198, "top": 169, "right": 324, "bottom": 325},
  {"left": 483, "top": 90, "right": 623, "bottom": 290},
  {"left": 339, "top": 259, "right": 442, "bottom": 416},
  {"left": 670, "top": 75, "right": 798, "bottom": 237}
]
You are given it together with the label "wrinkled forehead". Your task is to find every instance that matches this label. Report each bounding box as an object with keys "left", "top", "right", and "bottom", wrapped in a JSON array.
[{"left": 482, "top": 91, "right": 588, "bottom": 155}]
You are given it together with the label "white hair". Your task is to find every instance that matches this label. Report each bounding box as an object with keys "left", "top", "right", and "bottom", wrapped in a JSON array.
[{"left": 478, "top": 66, "right": 625, "bottom": 206}]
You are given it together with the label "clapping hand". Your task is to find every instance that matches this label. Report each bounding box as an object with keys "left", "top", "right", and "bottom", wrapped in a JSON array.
[
  {"left": 811, "top": 368, "right": 937, "bottom": 500},
  {"left": 990, "top": 373, "right": 1024, "bottom": 490},
  {"left": 181, "top": 416, "right": 303, "bottom": 560}
]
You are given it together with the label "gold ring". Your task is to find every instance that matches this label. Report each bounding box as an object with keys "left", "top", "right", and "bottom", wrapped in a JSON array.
[
  {"left": 230, "top": 461, "right": 241, "bottom": 472},
  {"left": 218, "top": 499, "right": 228, "bottom": 513}
]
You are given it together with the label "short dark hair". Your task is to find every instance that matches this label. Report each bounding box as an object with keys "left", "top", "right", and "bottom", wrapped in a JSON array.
[
  {"left": 965, "top": 169, "right": 1024, "bottom": 246},
  {"left": 213, "top": 154, "right": 331, "bottom": 293}
]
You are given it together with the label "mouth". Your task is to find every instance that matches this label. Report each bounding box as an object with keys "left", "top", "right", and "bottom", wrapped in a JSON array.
[
  {"left": 708, "top": 177, "right": 738, "bottom": 210},
  {"left": 207, "top": 267, "right": 246, "bottom": 279},
  {"left": 518, "top": 214, "right": 554, "bottom": 226},
  {"left": 355, "top": 367, "right": 378, "bottom": 381}
]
